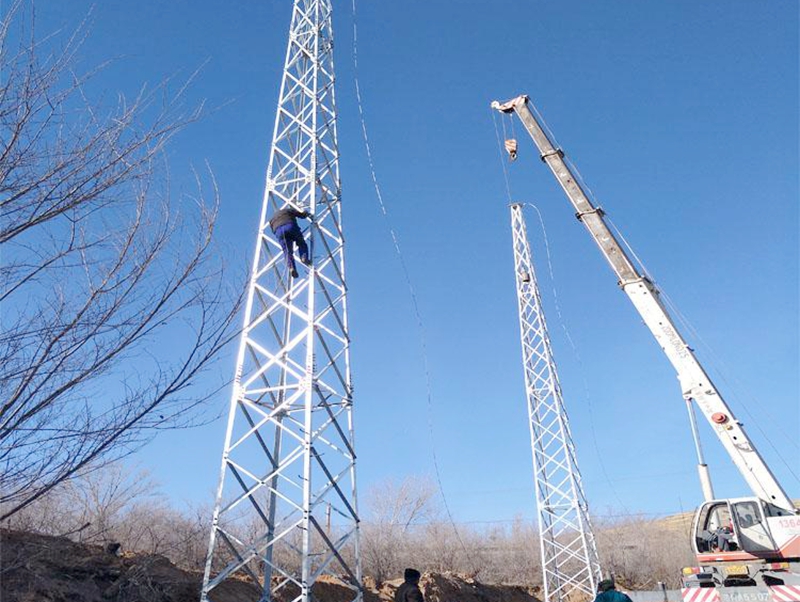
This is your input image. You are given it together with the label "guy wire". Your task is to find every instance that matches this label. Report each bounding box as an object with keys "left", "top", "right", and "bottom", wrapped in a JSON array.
[
  {"left": 350, "top": 0, "right": 473, "bottom": 562},
  {"left": 523, "top": 202, "right": 634, "bottom": 517},
  {"left": 607, "top": 217, "right": 800, "bottom": 483},
  {"left": 490, "top": 105, "right": 634, "bottom": 516}
]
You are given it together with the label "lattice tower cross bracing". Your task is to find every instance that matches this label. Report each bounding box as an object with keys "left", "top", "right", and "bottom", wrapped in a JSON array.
[
  {"left": 510, "top": 204, "right": 601, "bottom": 602},
  {"left": 201, "top": 1, "right": 361, "bottom": 601}
]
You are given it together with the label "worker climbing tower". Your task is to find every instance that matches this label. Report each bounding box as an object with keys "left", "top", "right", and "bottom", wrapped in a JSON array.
[
  {"left": 509, "top": 203, "right": 601, "bottom": 601},
  {"left": 201, "top": 2, "right": 361, "bottom": 601}
]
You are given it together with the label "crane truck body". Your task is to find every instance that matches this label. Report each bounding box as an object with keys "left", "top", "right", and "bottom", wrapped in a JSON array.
[{"left": 492, "top": 95, "right": 799, "bottom": 593}]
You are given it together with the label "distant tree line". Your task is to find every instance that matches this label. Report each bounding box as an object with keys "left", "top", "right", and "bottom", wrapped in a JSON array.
[{"left": 3, "top": 467, "right": 695, "bottom": 589}]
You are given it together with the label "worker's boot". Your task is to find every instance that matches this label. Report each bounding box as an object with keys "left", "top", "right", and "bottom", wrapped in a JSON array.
[
  {"left": 300, "top": 256, "right": 312, "bottom": 267},
  {"left": 290, "top": 268, "right": 299, "bottom": 278}
]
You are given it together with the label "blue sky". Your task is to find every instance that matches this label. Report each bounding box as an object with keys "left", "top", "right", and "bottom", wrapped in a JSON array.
[{"left": 28, "top": 0, "right": 798, "bottom": 526}]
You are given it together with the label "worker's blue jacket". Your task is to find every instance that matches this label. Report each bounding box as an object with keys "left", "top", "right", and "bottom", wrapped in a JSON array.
[{"left": 594, "top": 590, "right": 634, "bottom": 602}]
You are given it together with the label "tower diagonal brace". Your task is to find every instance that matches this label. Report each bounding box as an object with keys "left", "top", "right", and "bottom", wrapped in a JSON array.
[
  {"left": 510, "top": 203, "right": 601, "bottom": 602},
  {"left": 201, "top": 2, "right": 361, "bottom": 601}
]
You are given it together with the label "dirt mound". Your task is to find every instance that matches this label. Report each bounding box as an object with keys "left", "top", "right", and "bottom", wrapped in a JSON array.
[
  {"left": 423, "top": 573, "right": 540, "bottom": 602},
  {"left": 0, "top": 529, "right": 542, "bottom": 602},
  {"left": 0, "top": 529, "right": 257, "bottom": 602},
  {"left": 376, "top": 573, "right": 541, "bottom": 602}
]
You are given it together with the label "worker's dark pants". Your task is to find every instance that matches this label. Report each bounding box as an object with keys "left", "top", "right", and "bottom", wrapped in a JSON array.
[
  {"left": 274, "top": 223, "right": 309, "bottom": 271},
  {"left": 716, "top": 531, "right": 732, "bottom": 551}
]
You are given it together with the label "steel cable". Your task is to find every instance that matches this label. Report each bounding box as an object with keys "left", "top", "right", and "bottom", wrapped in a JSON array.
[{"left": 350, "top": 0, "right": 474, "bottom": 564}]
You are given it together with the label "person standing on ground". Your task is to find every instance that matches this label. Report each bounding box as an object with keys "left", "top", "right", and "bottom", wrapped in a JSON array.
[
  {"left": 269, "top": 205, "right": 312, "bottom": 278},
  {"left": 593, "top": 578, "right": 633, "bottom": 602},
  {"left": 395, "top": 569, "right": 425, "bottom": 602}
]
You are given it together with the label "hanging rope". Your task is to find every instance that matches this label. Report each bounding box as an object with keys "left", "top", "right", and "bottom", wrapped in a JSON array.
[
  {"left": 491, "top": 111, "right": 514, "bottom": 202},
  {"left": 350, "top": 0, "right": 474, "bottom": 563}
]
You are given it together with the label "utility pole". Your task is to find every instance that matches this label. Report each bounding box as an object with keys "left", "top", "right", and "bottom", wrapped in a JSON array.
[
  {"left": 201, "top": 2, "right": 361, "bottom": 601},
  {"left": 509, "top": 203, "right": 601, "bottom": 601}
]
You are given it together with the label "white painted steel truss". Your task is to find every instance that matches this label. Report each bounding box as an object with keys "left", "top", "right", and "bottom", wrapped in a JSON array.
[
  {"left": 510, "top": 203, "right": 601, "bottom": 602},
  {"left": 201, "top": 2, "right": 361, "bottom": 601}
]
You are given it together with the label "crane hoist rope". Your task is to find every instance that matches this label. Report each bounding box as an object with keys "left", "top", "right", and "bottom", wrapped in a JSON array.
[
  {"left": 492, "top": 94, "right": 793, "bottom": 512},
  {"left": 492, "top": 93, "right": 800, "bottom": 590},
  {"left": 491, "top": 117, "right": 636, "bottom": 517}
]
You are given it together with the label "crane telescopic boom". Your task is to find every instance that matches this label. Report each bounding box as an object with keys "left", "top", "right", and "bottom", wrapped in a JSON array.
[{"left": 492, "top": 95, "right": 794, "bottom": 513}]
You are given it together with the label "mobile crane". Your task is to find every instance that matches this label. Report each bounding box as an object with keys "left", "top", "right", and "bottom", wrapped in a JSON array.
[{"left": 492, "top": 95, "right": 800, "bottom": 591}]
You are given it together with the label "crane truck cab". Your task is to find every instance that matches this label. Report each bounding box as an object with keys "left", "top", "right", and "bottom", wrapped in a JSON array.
[{"left": 683, "top": 497, "right": 800, "bottom": 587}]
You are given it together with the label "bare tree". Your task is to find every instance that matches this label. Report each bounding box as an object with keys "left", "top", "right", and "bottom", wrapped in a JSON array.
[
  {"left": 457, "top": 518, "right": 542, "bottom": 585},
  {"left": 71, "top": 464, "right": 160, "bottom": 544},
  {"left": 5, "top": 459, "right": 213, "bottom": 571},
  {"left": 4, "top": 462, "right": 158, "bottom": 541},
  {"left": 0, "top": 2, "right": 242, "bottom": 519},
  {"left": 593, "top": 513, "right": 695, "bottom": 588},
  {"left": 361, "top": 476, "right": 439, "bottom": 583}
]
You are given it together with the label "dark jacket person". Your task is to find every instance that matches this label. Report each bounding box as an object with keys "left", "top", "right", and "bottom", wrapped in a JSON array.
[
  {"left": 593, "top": 578, "right": 633, "bottom": 602},
  {"left": 395, "top": 569, "right": 424, "bottom": 602},
  {"left": 269, "top": 206, "right": 311, "bottom": 278}
]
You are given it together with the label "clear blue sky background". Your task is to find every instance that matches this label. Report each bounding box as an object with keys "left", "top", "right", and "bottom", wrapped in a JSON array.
[{"left": 30, "top": 0, "right": 798, "bottom": 527}]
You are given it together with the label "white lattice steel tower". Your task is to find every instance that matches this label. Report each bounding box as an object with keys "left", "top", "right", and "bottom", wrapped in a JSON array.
[
  {"left": 201, "top": 2, "right": 361, "bottom": 601},
  {"left": 510, "top": 203, "right": 601, "bottom": 602}
]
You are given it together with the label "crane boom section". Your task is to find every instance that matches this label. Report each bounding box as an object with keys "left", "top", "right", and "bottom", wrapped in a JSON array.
[{"left": 493, "top": 95, "right": 794, "bottom": 512}]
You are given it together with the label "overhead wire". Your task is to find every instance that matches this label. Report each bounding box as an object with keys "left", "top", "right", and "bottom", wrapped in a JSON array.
[
  {"left": 522, "top": 202, "right": 634, "bottom": 517},
  {"left": 514, "top": 100, "right": 799, "bottom": 490},
  {"left": 358, "top": 506, "right": 689, "bottom": 527},
  {"left": 490, "top": 108, "right": 635, "bottom": 517},
  {"left": 349, "top": 0, "right": 473, "bottom": 562},
  {"left": 606, "top": 218, "right": 800, "bottom": 484}
]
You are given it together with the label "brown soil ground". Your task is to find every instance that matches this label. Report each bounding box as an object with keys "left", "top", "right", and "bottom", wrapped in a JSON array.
[
  {"left": 0, "top": 529, "right": 256, "bottom": 602},
  {"left": 0, "top": 529, "right": 543, "bottom": 602}
]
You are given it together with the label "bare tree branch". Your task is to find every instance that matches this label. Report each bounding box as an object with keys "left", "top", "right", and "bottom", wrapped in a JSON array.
[{"left": 0, "top": 1, "right": 244, "bottom": 519}]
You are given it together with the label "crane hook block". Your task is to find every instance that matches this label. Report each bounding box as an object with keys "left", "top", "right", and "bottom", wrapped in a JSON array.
[
  {"left": 712, "top": 412, "right": 729, "bottom": 424},
  {"left": 505, "top": 139, "right": 518, "bottom": 161}
]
